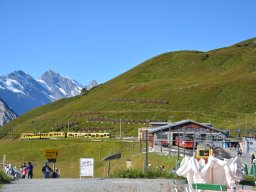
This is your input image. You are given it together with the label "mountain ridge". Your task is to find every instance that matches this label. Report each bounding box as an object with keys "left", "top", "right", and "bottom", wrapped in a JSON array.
[
  {"left": 0, "top": 70, "right": 98, "bottom": 116},
  {"left": 1, "top": 37, "right": 256, "bottom": 136}
]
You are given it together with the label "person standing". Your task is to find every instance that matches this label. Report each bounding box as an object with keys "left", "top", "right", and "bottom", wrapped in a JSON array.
[
  {"left": 27, "top": 162, "right": 33, "bottom": 179},
  {"left": 21, "top": 163, "right": 27, "bottom": 179},
  {"left": 251, "top": 153, "right": 255, "bottom": 164},
  {"left": 42, "top": 162, "right": 50, "bottom": 178}
]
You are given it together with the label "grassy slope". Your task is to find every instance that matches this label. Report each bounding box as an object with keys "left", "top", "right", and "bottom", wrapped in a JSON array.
[
  {"left": 0, "top": 139, "right": 176, "bottom": 178},
  {"left": 1, "top": 37, "right": 256, "bottom": 137},
  {"left": 0, "top": 38, "right": 256, "bottom": 178}
]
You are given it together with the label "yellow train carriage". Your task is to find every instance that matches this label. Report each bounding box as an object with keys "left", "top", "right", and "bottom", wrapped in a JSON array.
[
  {"left": 21, "top": 131, "right": 111, "bottom": 140},
  {"left": 20, "top": 133, "right": 35, "bottom": 139},
  {"left": 67, "top": 132, "right": 82, "bottom": 138},
  {"left": 90, "top": 132, "right": 110, "bottom": 138},
  {"left": 20, "top": 132, "right": 49, "bottom": 139},
  {"left": 40, "top": 133, "right": 50, "bottom": 139},
  {"left": 48, "top": 132, "right": 66, "bottom": 139},
  {"left": 66, "top": 132, "right": 110, "bottom": 139}
]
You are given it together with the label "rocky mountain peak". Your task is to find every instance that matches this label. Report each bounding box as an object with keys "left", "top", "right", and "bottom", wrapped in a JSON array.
[{"left": 0, "top": 98, "right": 17, "bottom": 126}]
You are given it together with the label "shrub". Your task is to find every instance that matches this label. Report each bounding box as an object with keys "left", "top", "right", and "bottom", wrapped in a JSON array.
[
  {"left": 110, "top": 168, "right": 143, "bottom": 178},
  {"left": 0, "top": 170, "right": 11, "bottom": 184},
  {"left": 239, "top": 175, "right": 256, "bottom": 186},
  {"left": 109, "top": 168, "right": 184, "bottom": 179}
]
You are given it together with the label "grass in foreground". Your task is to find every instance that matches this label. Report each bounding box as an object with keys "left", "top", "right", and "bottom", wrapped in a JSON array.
[
  {"left": 0, "top": 138, "right": 177, "bottom": 178},
  {"left": 0, "top": 170, "right": 11, "bottom": 184}
]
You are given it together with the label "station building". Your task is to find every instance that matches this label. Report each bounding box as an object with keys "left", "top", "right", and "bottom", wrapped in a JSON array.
[{"left": 138, "top": 119, "right": 228, "bottom": 149}]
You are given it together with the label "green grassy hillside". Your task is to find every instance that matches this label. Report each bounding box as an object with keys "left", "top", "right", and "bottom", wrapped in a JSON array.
[
  {"left": 0, "top": 139, "right": 176, "bottom": 178},
  {"left": 1, "top": 37, "right": 256, "bottom": 138}
]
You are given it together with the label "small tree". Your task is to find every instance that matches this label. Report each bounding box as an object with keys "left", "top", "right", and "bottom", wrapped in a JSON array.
[{"left": 81, "top": 88, "right": 89, "bottom": 95}]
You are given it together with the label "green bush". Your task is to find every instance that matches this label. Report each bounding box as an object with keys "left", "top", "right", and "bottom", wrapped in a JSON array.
[
  {"left": 109, "top": 168, "right": 184, "bottom": 179},
  {"left": 239, "top": 175, "right": 256, "bottom": 186},
  {"left": 0, "top": 170, "right": 11, "bottom": 184},
  {"left": 110, "top": 168, "right": 143, "bottom": 178}
]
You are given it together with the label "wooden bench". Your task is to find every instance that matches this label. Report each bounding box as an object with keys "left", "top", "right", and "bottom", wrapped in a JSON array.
[{"left": 192, "top": 183, "right": 227, "bottom": 191}]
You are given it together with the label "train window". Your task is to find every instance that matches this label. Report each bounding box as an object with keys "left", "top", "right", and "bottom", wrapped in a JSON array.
[
  {"left": 184, "top": 136, "right": 193, "bottom": 141},
  {"left": 157, "top": 134, "right": 168, "bottom": 140}
]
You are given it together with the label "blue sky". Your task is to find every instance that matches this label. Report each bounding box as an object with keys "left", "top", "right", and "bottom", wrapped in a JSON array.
[{"left": 0, "top": 0, "right": 255, "bottom": 84}]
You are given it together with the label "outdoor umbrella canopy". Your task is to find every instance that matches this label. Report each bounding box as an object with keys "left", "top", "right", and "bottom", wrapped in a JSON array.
[{"left": 176, "top": 156, "right": 244, "bottom": 192}]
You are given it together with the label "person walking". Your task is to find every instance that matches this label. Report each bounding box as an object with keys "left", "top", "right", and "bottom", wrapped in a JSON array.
[{"left": 27, "top": 162, "right": 33, "bottom": 179}]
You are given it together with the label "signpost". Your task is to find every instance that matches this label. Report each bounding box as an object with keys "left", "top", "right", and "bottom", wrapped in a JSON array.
[
  {"left": 44, "top": 149, "right": 58, "bottom": 159},
  {"left": 2, "top": 154, "right": 6, "bottom": 169},
  {"left": 44, "top": 149, "right": 58, "bottom": 171},
  {"left": 102, "top": 153, "right": 121, "bottom": 177},
  {"left": 80, "top": 158, "right": 94, "bottom": 178}
]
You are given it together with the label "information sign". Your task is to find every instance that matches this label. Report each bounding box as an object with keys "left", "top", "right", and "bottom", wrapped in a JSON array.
[
  {"left": 44, "top": 149, "right": 58, "bottom": 159},
  {"left": 80, "top": 158, "right": 94, "bottom": 178}
]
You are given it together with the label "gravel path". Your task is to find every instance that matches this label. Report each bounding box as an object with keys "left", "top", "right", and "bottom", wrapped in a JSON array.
[{"left": 1, "top": 178, "right": 180, "bottom": 192}]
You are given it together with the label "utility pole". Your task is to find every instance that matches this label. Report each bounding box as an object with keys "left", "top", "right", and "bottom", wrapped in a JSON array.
[
  {"left": 119, "top": 119, "right": 122, "bottom": 140},
  {"left": 139, "top": 138, "right": 142, "bottom": 153},
  {"left": 169, "top": 116, "right": 175, "bottom": 123},
  {"left": 168, "top": 126, "right": 171, "bottom": 157},
  {"left": 246, "top": 113, "right": 248, "bottom": 136},
  {"left": 227, "top": 120, "right": 231, "bottom": 137},
  {"left": 237, "top": 113, "right": 241, "bottom": 139},
  {"left": 193, "top": 131, "right": 196, "bottom": 157},
  {"left": 176, "top": 132, "right": 180, "bottom": 170},
  {"left": 177, "top": 133, "right": 180, "bottom": 159},
  {"left": 254, "top": 112, "right": 256, "bottom": 130},
  {"left": 160, "top": 128, "right": 163, "bottom": 153},
  {"left": 183, "top": 128, "right": 185, "bottom": 157},
  {"left": 145, "top": 129, "right": 149, "bottom": 169}
]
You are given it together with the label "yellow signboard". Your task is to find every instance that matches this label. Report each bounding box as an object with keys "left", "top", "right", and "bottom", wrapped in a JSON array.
[
  {"left": 196, "top": 147, "right": 213, "bottom": 159},
  {"left": 44, "top": 149, "right": 58, "bottom": 159}
]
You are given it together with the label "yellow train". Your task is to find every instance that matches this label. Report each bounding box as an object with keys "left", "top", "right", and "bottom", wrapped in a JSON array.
[{"left": 20, "top": 131, "right": 111, "bottom": 140}]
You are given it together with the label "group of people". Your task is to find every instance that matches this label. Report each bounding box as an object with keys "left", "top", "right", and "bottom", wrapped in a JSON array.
[
  {"left": 20, "top": 162, "right": 34, "bottom": 179},
  {"left": 4, "top": 161, "right": 61, "bottom": 179},
  {"left": 4, "top": 162, "right": 33, "bottom": 179},
  {"left": 4, "top": 164, "right": 19, "bottom": 178},
  {"left": 41, "top": 162, "right": 60, "bottom": 178}
]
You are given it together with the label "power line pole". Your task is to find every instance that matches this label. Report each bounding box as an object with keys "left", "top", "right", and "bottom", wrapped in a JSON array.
[
  {"left": 160, "top": 128, "right": 163, "bottom": 153},
  {"left": 246, "top": 113, "right": 248, "bottom": 136},
  {"left": 168, "top": 126, "right": 171, "bottom": 157},
  {"left": 183, "top": 128, "right": 185, "bottom": 157},
  {"left": 254, "top": 112, "right": 256, "bottom": 130},
  {"left": 145, "top": 129, "right": 149, "bottom": 169},
  {"left": 119, "top": 119, "right": 122, "bottom": 140}
]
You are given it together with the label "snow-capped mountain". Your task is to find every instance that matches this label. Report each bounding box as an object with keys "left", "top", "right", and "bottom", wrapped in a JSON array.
[
  {"left": 86, "top": 80, "right": 99, "bottom": 90},
  {"left": 0, "top": 98, "right": 17, "bottom": 126},
  {"left": 0, "top": 70, "right": 53, "bottom": 115},
  {"left": 39, "top": 70, "right": 82, "bottom": 100},
  {"left": 0, "top": 70, "right": 98, "bottom": 116}
]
